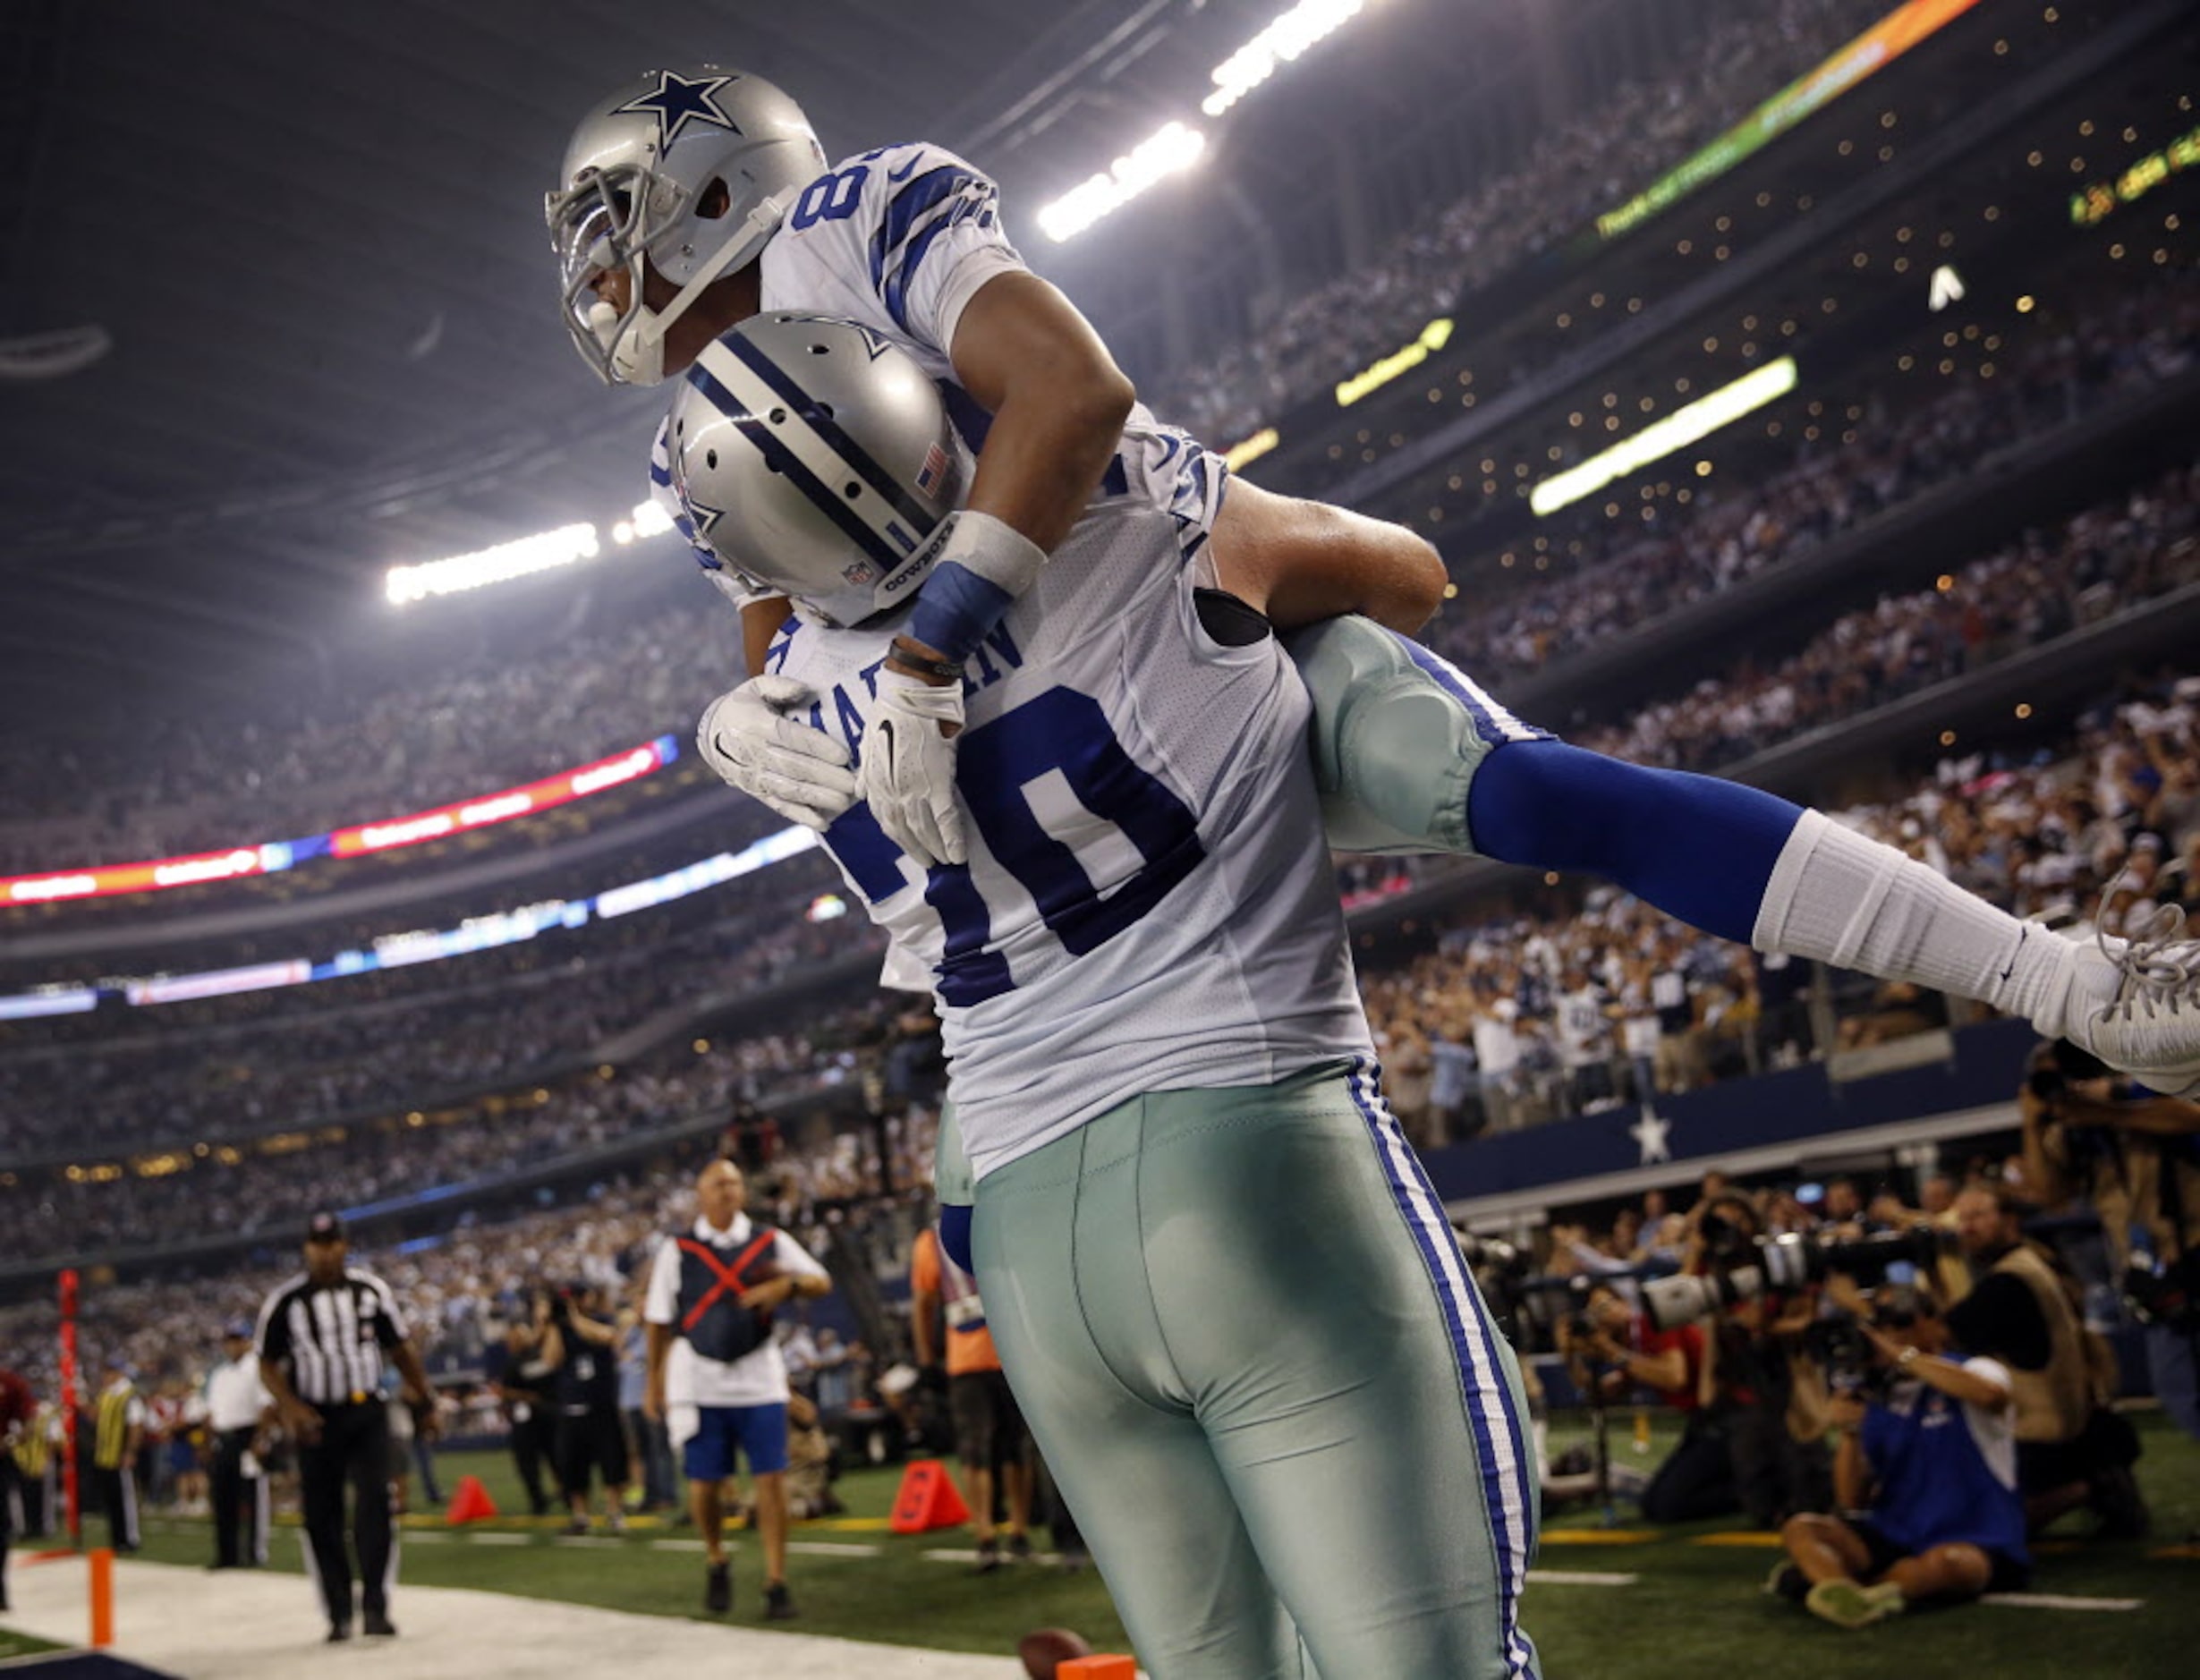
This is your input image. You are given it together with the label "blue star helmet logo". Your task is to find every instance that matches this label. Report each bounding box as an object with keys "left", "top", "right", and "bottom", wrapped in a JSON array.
[
  {"left": 684, "top": 494, "right": 728, "bottom": 544},
  {"left": 616, "top": 69, "right": 743, "bottom": 151}
]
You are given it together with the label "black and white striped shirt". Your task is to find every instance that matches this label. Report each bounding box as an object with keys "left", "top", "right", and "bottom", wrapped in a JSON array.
[{"left": 255, "top": 1268, "right": 407, "bottom": 1406}]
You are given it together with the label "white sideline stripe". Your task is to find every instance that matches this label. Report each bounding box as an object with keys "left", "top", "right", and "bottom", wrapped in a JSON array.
[
  {"left": 787, "top": 1540, "right": 883, "bottom": 1557},
  {"left": 650, "top": 1538, "right": 718, "bottom": 1552},
  {"left": 1980, "top": 1591, "right": 2143, "bottom": 1611},
  {"left": 0, "top": 1554, "right": 1036, "bottom": 1677},
  {"left": 919, "top": 1548, "right": 1065, "bottom": 1565},
  {"left": 552, "top": 1535, "right": 630, "bottom": 1548},
  {"left": 467, "top": 1532, "right": 532, "bottom": 1545},
  {"left": 1528, "top": 1570, "right": 1638, "bottom": 1586}
]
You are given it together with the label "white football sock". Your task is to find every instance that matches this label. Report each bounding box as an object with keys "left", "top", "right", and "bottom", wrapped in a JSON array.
[{"left": 1751, "top": 809, "right": 2102, "bottom": 1034}]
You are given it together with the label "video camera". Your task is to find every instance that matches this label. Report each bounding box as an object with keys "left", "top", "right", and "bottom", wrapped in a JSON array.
[
  {"left": 1641, "top": 1225, "right": 1950, "bottom": 1331},
  {"left": 1455, "top": 1230, "right": 1638, "bottom": 1358}
]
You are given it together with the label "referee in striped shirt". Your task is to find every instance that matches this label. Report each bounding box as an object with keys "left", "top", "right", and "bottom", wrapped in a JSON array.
[{"left": 256, "top": 1211, "right": 435, "bottom": 1642}]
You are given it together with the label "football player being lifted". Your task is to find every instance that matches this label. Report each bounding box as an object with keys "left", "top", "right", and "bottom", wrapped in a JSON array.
[{"left": 545, "top": 65, "right": 2200, "bottom": 1113}]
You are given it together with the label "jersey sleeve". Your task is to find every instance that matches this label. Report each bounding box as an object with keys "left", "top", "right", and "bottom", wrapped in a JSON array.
[
  {"left": 1125, "top": 420, "right": 1230, "bottom": 581},
  {"left": 768, "top": 142, "right": 1027, "bottom": 371},
  {"left": 255, "top": 1287, "right": 290, "bottom": 1364},
  {"left": 643, "top": 1236, "right": 681, "bottom": 1327},
  {"left": 868, "top": 145, "right": 1026, "bottom": 359},
  {"left": 1959, "top": 1355, "right": 2014, "bottom": 1396},
  {"left": 771, "top": 1229, "right": 833, "bottom": 1284},
  {"left": 366, "top": 1275, "right": 408, "bottom": 1346}
]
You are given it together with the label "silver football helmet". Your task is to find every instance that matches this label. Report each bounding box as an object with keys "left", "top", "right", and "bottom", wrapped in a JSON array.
[
  {"left": 668, "top": 315, "right": 964, "bottom": 628},
  {"left": 547, "top": 66, "right": 826, "bottom": 386}
]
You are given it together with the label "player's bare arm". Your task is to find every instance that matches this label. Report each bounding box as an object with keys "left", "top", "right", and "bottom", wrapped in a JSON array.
[
  {"left": 942, "top": 275, "right": 1136, "bottom": 574},
  {"left": 1205, "top": 477, "right": 1448, "bottom": 636}
]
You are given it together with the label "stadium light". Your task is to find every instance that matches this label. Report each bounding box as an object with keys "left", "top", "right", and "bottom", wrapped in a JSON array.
[
  {"left": 1222, "top": 427, "right": 1281, "bottom": 470},
  {"left": 612, "top": 499, "right": 675, "bottom": 545},
  {"left": 1036, "top": 0, "right": 1373, "bottom": 243},
  {"left": 1530, "top": 357, "right": 1797, "bottom": 516},
  {"left": 1203, "top": 0, "right": 1368, "bottom": 117},
  {"left": 1336, "top": 318, "right": 1453, "bottom": 407},
  {"left": 386, "top": 522, "right": 600, "bottom": 605},
  {"left": 1037, "top": 121, "right": 1207, "bottom": 242},
  {"left": 386, "top": 500, "right": 678, "bottom": 604}
]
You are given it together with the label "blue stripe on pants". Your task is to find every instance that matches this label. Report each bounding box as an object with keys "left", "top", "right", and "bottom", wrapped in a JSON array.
[{"left": 1346, "top": 1057, "right": 1540, "bottom": 1679}]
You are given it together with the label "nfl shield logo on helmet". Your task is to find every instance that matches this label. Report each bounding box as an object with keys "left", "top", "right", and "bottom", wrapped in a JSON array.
[{"left": 842, "top": 559, "right": 879, "bottom": 587}]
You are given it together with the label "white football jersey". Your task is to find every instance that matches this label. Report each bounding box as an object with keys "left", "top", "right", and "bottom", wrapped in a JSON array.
[
  {"left": 769, "top": 423, "right": 1375, "bottom": 1181},
  {"left": 650, "top": 140, "right": 1177, "bottom": 595}
]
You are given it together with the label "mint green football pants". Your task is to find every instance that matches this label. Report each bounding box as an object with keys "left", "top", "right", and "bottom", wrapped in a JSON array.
[{"left": 968, "top": 1060, "right": 1541, "bottom": 1680}]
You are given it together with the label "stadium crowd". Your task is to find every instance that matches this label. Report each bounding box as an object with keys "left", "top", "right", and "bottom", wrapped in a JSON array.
[
  {"left": 1150, "top": 0, "right": 1893, "bottom": 445},
  {"left": 0, "top": 852, "right": 883, "bottom": 1158},
  {"left": 7, "top": 275, "right": 2179, "bottom": 894},
  {"left": 0, "top": 599, "right": 749, "bottom": 875},
  {"left": 0, "top": 1, "right": 2138, "bottom": 887},
  {"left": 9, "top": 668, "right": 2194, "bottom": 1270},
  {"left": 1367, "top": 671, "right": 2200, "bottom": 1141},
  {"left": 1447, "top": 279, "right": 2200, "bottom": 683},
  {"left": 1574, "top": 456, "right": 2199, "bottom": 770},
  {"left": 0, "top": 1094, "right": 945, "bottom": 1409}
]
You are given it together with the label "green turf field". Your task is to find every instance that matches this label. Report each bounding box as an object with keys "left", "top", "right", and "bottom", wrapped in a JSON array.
[
  {"left": 81, "top": 1415, "right": 2200, "bottom": 1678},
  {"left": 0, "top": 1627, "right": 66, "bottom": 1660}
]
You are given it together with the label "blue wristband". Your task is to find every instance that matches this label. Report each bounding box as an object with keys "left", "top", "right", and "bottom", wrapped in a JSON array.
[
  {"left": 905, "top": 512, "right": 1047, "bottom": 661},
  {"left": 908, "top": 560, "right": 1017, "bottom": 663}
]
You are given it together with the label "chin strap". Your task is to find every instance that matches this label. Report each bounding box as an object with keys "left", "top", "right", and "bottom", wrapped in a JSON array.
[{"left": 602, "top": 189, "right": 798, "bottom": 386}]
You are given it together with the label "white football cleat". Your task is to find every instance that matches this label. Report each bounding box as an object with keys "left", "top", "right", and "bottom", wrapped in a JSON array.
[{"left": 2058, "top": 896, "right": 2200, "bottom": 1098}]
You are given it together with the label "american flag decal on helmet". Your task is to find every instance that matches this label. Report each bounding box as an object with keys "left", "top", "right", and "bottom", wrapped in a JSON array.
[{"left": 916, "top": 442, "right": 951, "bottom": 497}]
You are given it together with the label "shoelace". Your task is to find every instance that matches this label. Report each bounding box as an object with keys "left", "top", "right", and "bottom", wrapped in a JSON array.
[{"left": 2095, "top": 871, "right": 2200, "bottom": 1023}]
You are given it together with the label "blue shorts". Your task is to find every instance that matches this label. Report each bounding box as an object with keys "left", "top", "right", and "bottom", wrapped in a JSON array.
[{"left": 680, "top": 1403, "right": 789, "bottom": 1481}]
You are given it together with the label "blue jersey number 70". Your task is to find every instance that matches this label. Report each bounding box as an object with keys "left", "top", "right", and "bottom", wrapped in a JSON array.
[{"left": 824, "top": 685, "right": 1205, "bottom": 1005}]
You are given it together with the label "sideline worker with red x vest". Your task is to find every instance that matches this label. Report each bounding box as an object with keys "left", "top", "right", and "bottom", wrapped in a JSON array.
[{"left": 643, "top": 1158, "right": 830, "bottom": 1620}]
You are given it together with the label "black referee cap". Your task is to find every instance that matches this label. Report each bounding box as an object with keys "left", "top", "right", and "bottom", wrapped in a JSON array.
[{"left": 305, "top": 1209, "right": 346, "bottom": 1244}]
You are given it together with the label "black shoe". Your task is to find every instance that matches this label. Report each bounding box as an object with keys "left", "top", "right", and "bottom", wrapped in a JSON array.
[
  {"left": 1059, "top": 1548, "right": 1091, "bottom": 1575},
  {"left": 362, "top": 1610, "right": 397, "bottom": 1638},
  {"left": 327, "top": 1623, "right": 353, "bottom": 1643},
  {"left": 1006, "top": 1532, "right": 1033, "bottom": 1563},
  {"left": 561, "top": 1515, "right": 590, "bottom": 1537},
  {"left": 973, "top": 1537, "right": 1002, "bottom": 1574},
  {"left": 763, "top": 1580, "right": 796, "bottom": 1622},
  {"left": 704, "top": 1559, "right": 732, "bottom": 1614},
  {"left": 2090, "top": 1467, "right": 2152, "bottom": 1540},
  {"left": 206, "top": 1560, "right": 234, "bottom": 1572}
]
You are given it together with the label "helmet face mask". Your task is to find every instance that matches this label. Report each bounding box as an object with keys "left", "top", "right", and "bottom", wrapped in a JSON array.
[
  {"left": 668, "top": 316, "right": 964, "bottom": 628},
  {"left": 548, "top": 162, "right": 689, "bottom": 386},
  {"left": 547, "top": 67, "right": 827, "bottom": 386}
]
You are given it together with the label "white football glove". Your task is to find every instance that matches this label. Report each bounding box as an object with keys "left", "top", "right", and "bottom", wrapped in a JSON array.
[
  {"left": 857, "top": 667, "right": 967, "bottom": 868},
  {"left": 696, "top": 675, "right": 858, "bottom": 831}
]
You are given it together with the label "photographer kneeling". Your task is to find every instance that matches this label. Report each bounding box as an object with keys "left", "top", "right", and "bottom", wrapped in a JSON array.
[{"left": 1774, "top": 1285, "right": 2027, "bottom": 1630}]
